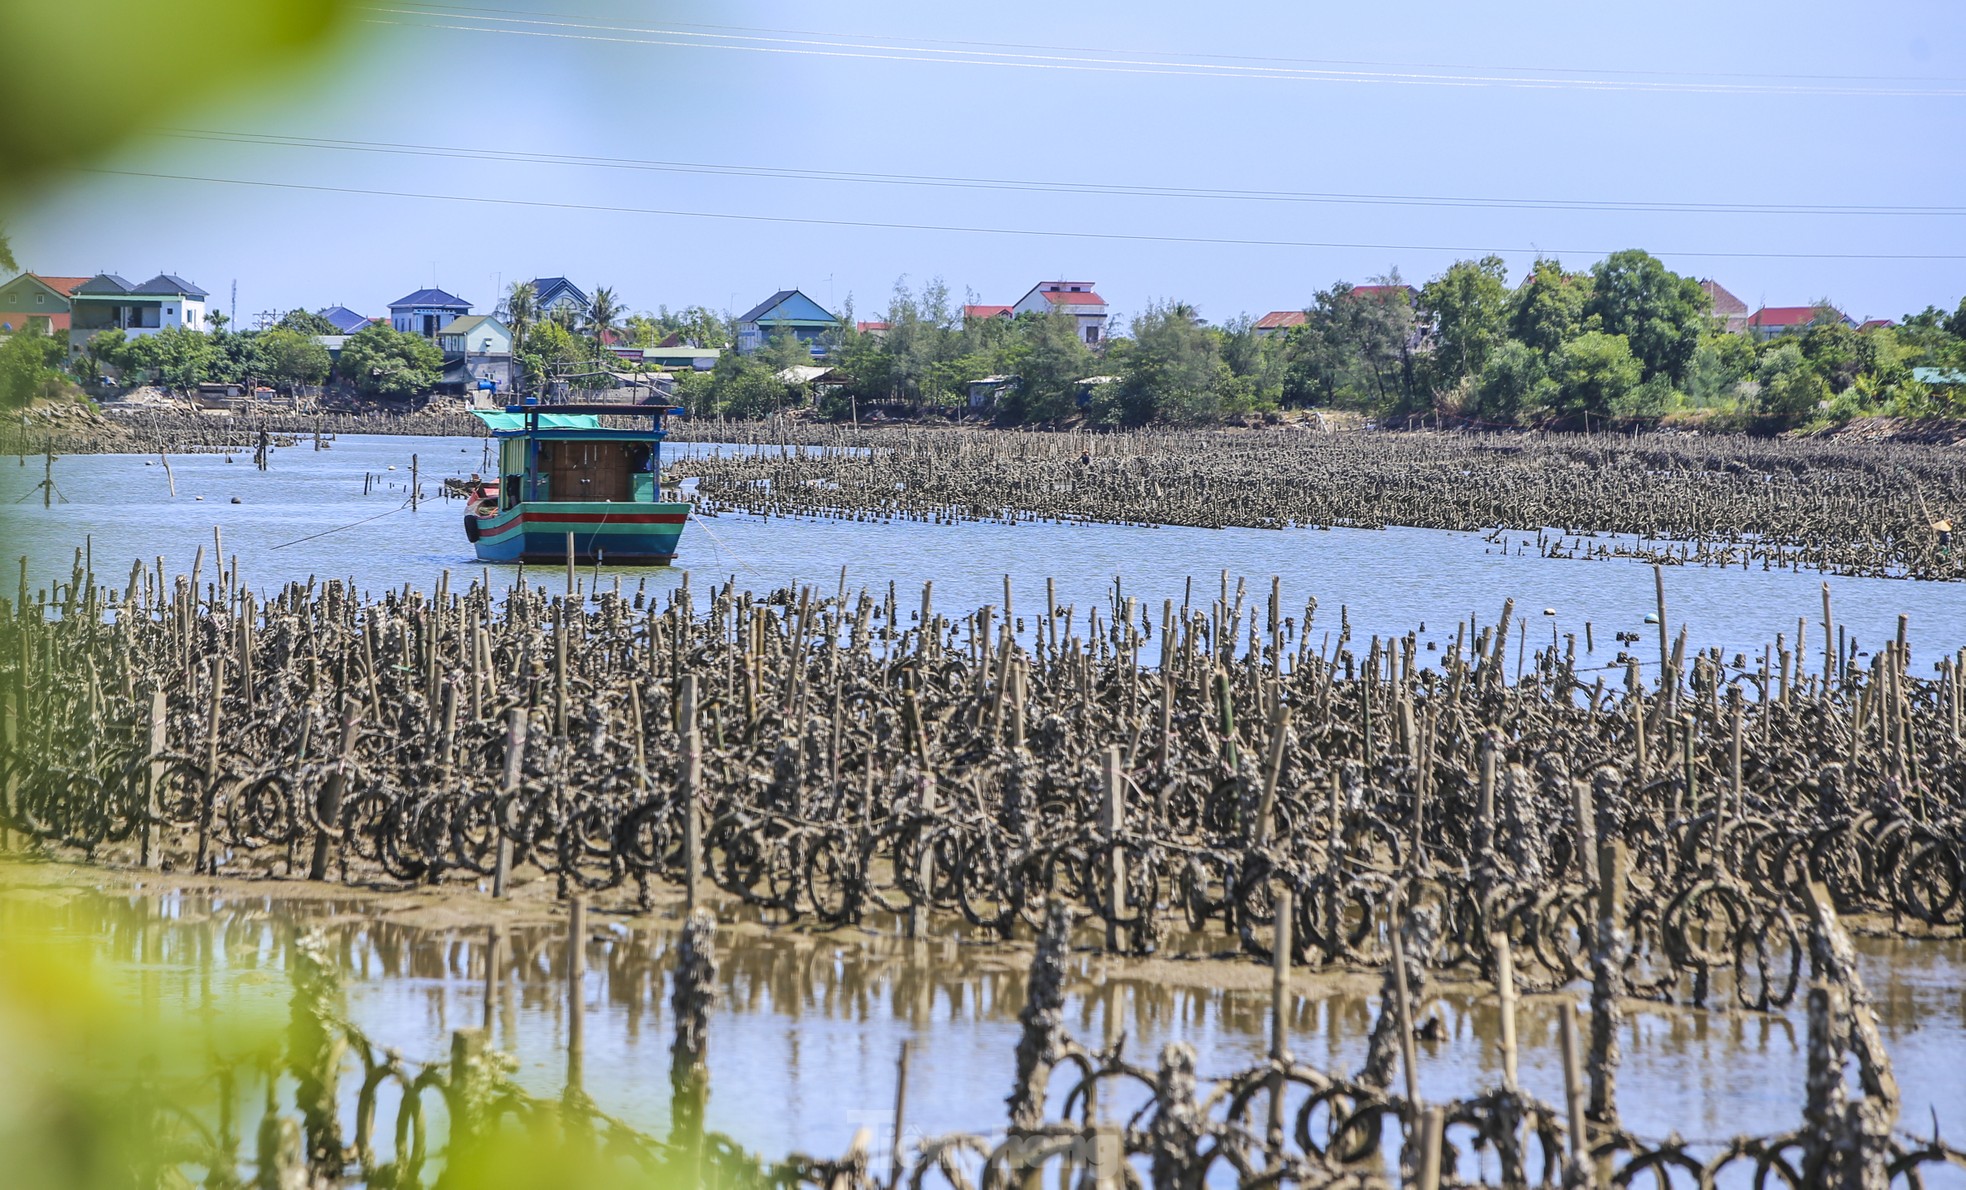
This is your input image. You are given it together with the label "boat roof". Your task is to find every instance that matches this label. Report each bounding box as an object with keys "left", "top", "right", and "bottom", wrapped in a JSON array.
[
  {"left": 473, "top": 410, "right": 603, "bottom": 433},
  {"left": 474, "top": 403, "right": 685, "bottom": 440}
]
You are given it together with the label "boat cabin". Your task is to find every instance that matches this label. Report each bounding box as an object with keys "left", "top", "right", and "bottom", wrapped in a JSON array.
[{"left": 473, "top": 404, "right": 683, "bottom": 512}]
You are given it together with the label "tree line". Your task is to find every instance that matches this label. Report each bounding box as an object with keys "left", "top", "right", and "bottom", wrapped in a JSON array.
[{"left": 4, "top": 252, "right": 1963, "bottom": 430}]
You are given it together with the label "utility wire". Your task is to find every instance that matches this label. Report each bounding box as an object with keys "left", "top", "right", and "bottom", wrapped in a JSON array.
[
  {"left": 80, "top": 167, "right": 1966, "bottom": 262},
  {"left": 159, "top": 128, "right": 1966, "bottom": 218},
  {"left": 365, "top": 3, "right": 1966, "bottom": 98}
]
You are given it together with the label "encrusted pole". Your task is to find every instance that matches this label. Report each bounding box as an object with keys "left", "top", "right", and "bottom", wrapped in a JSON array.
[{"left": 670, "top": 909, "right": 717, "bottom": 1159}]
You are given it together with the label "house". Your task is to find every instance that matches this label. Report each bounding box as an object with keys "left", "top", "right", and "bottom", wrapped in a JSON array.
[
  {"left": 967, "top": 374, "right": 1018, "bottom": 412},
  {"left": 67, "top": 273, "right": 209, "bottom": 351},
  {"left": 1254, "top": 311, "right": 1307, "bottom": 338},
  {"left": 1010, "top": 281, "right": 1108, "bottom": 346},
  {"left": 317, "top": 305, "right": 372, "bottom": 334},
  {"left": 1859, "top": 319, "right": 1895, "bottom": 332},
  {"left": 525, "top": 277, "right": 590, "bottom": 322},
  {"left": 735, "top": 289, "right": 840, "bottom": 356},
  {"left": 855, "top": 321, "right": 890, "bottom": 338},
  {"left": 1746, "top": 305, "right": 1855, "bottom": 340},
  {"left": 962, "top": 304, "right": 1013, "bottom": 323},
  {"left": 389, "top": 288, "right": 471, "bottom": 338},
  {"left": 1699, "top": 280, "right": 1751, "bottom": 334},
  {"left": 437, "top": 314, "right": 514, "bottom": 398},
  {"left": 617, "top": 345, "right": 721, "bottom": 371},
  {"left": 1912, "top": 367, "right": 1966, "bottom": 389},
  {"left": 0, "top": 274, "right": 90, "bottom": 337}
]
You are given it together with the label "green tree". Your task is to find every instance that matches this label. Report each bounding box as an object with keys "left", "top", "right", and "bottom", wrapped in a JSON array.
[
  {"left": 335, "top": 323, "right": 441, "bottom": 396},
  {"left": 1282, "top": 281, "right": 1414, "bottom": 410},
  {"left": 1510, "top": 258, "right": 1593, "bottom": 356},
  {"left": 0, "top": 327, "right": 65, "bottom": 408},
  {"left": 585, "top": 285, "right": 623, "bottom": 358},
  {"left": 502, "top": 281, "right": 538, "bottom": 357},
  {"left": 277, "top": 309, "right": 339, "bottom": 335},
  {"left": 1584, "top": 249, "right": 1709, "bottom": 385},
  {"left": 1754, "top": 341, "right": 1827, "bottom": 423},
  {"left": 1686, "top": 333, "right": 1755, "bottom": 406},
  {"left": 257, "top": 328, "right": 331, "bottom": 388},
  {"left": 1471, "top": 340, "right": 1553, "bottom": 424},
  {"left": 998, "top": 309, "right": 1093, "bottom": 423},
  {"left": 1114, "top": 302, "right": 1222, "bottom": 425},
  {"left": 0, "top": 222, "right": 15, "bottom": 274},
  {"left": 120, "top": 324, "right": 213, "bottom": 391},
  {"left": 1551, "top": 331, "right": 1641, "bottom": 420},
  {"left": 1420, "top": 257, "right": 1510, "bottom": 388}
]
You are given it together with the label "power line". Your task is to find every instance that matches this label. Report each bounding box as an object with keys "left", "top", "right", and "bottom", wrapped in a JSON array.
[
  {"left": 160, "top": 127, "right": 1966, "bottom": 218},
  {"left": 363, "top": 3, "right": 1966, "bottom": 98},
  {"left": 81, "top": 167, "right": 1966, "bottom": 262}
]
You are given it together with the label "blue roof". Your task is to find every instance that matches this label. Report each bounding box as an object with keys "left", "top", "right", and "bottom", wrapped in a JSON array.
[
  {"left": 133, "top": 273, "right": 208, "bottom": 299},
  {"left": 318, "top": 305, "right": 371, "bottom": 334},
  {"left": 528, "top": 277, "right": 588, "bottom": 307},
  {"left": 737, "top": 288, "right": 838, "bottom": 326},
  {"left": 389, "top": 287, "right": 471, "bottom": 310},
  {"left": 76, "top": 274, "right": 136, "bottom": 295},
  {"left": 1912, "top": 367, "right": 1966, "bottom": 386}
]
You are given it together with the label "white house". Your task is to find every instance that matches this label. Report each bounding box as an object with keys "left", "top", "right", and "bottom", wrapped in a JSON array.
[
  {"left": 1009, "top": 281, "right": 1108, "bottom": 346},
  {"left": 67, "top": 273, "right": 209, "bottom": 351},
  {"left": 438, "top": 314, "right": 515, "bottom": 399}
]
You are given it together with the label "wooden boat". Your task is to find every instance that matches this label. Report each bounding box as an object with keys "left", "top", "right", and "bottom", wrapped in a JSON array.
[{"left": 464, "top": 402, "right": 689, "bottom": 564}]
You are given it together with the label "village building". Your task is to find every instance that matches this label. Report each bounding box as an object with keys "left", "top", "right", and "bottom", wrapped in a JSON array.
[
  {"left": 1746, "top": 305, "right": 1855, "bottom": 340},
  {"left": 1253, "top": 310, "right": 1306, "bottom": 338},
  {"left": 1009, "top": 281, "right": 1108, "bottom": 346},
  {"left": 734, "top": 289, "right": 840, "bottom": 356},
  {"left": 525, "top": 277, "right": 590, "bottom": 321},
  {"left": 1699, "top": 280, "right": 1751, "bottom": 334},
  {"left": 317, "top": 305, "right": 372, "bottom": 334},
  {"left": 67, "top": 273, "right": 209, "bottom": 351},
  {"left": 0, "top": 273, "right": 90, "bottom": 337},
  {"left": 389, "top": 287, "right": 471, "bottom": 338}
]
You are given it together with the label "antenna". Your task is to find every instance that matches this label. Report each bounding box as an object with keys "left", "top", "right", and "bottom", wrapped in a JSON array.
[{"left": 231, "top": 279, "right": 237, "bottom": 327}]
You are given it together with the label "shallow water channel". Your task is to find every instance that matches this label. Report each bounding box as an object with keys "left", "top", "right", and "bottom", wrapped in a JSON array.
[
  {"left": 7, "top": 879, "right": 1961, "bottom": 1184},
  {"left": 1, "top": 434, "right": 1962, "bottom": 667}
]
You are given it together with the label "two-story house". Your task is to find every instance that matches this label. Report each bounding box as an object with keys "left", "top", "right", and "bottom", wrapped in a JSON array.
[
  {"left": 1009, "top": 281, "right": 1109, "bottom": 346},
  {"left": 735, "top": 289, "right": 840, "bottom": 356},
  {"left": 0, "top": 273, "right": 90, "bottom": 337},
  {"left": 389, "top": 288, "right": 471, "bottom": 338},
  {"left": 437, "top": 314, "right": 515, "bottom": 398},
  {"left": 525, "top": 277, "right": 590, "bottom": 323},
  {"left": 67, "top": 273, "right": 209, "bottom": 351}
]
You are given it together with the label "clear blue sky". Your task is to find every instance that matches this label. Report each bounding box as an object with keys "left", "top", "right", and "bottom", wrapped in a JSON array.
[{"left": 9, "top": 1, "right": 1964, "bottom": 328}]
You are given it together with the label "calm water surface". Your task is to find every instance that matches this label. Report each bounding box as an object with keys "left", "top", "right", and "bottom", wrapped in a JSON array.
[{"left": 0, "top": 434, "right": 1961, "bottom": 664}]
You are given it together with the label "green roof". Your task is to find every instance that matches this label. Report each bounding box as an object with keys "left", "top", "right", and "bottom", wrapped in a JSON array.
[
  {"left": 1912, "top": 367, "right": 1966, "bottom": 386},
  {"left": 472, "top": 410, "right": 603, "bottom": 432}
]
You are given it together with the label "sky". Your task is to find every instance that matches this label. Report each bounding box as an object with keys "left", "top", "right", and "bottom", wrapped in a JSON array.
[{"left": 7, "top": 1, "right": 1964, "bottom": 329}]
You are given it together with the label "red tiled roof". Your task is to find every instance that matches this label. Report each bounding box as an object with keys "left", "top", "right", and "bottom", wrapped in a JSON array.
[
  {"left": 1256, "top": 310, "right": 1307, "bottom": 330},
  {"left": 856, "top": 321, "right": 889, "bottom": 333},
  {"left": 1859, "top": 319, "right": 1894, "bottom": 331},
  {"left": 1040, "top": 290, "right": 1105, "bottom": 306},
  {"left": 963, "top": 304, "right": 1013, "bottom": 320},
  {"left": 1749, "top": 306, "right": 1843, "bottom": 327},
  {"left": 32, "top": 275, "right": 92, "bottom": 296}
]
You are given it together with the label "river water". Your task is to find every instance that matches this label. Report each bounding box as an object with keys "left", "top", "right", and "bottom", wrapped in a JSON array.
[
  {"left": 2, "top": 433, "right": 1963, "bottom": 1182},
  {"left": 0, "top": 434, "right": 1961, "bottom": 666},
  {"left": 4, "top": 882, "right": 1961, "bottom": 1185}
]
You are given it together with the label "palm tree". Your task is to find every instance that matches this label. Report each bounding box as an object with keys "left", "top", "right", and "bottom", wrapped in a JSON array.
[
  {"left": 502, "top": 281, "right": 538, "bottom": 354},
  {"left": 585, "top": 285, "right": 623, "bottom": 360}
]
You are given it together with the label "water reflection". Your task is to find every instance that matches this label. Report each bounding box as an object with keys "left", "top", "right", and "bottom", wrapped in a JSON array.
[{"left": 5, "top": 880, "right": 1961, "bottom": 1170}]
